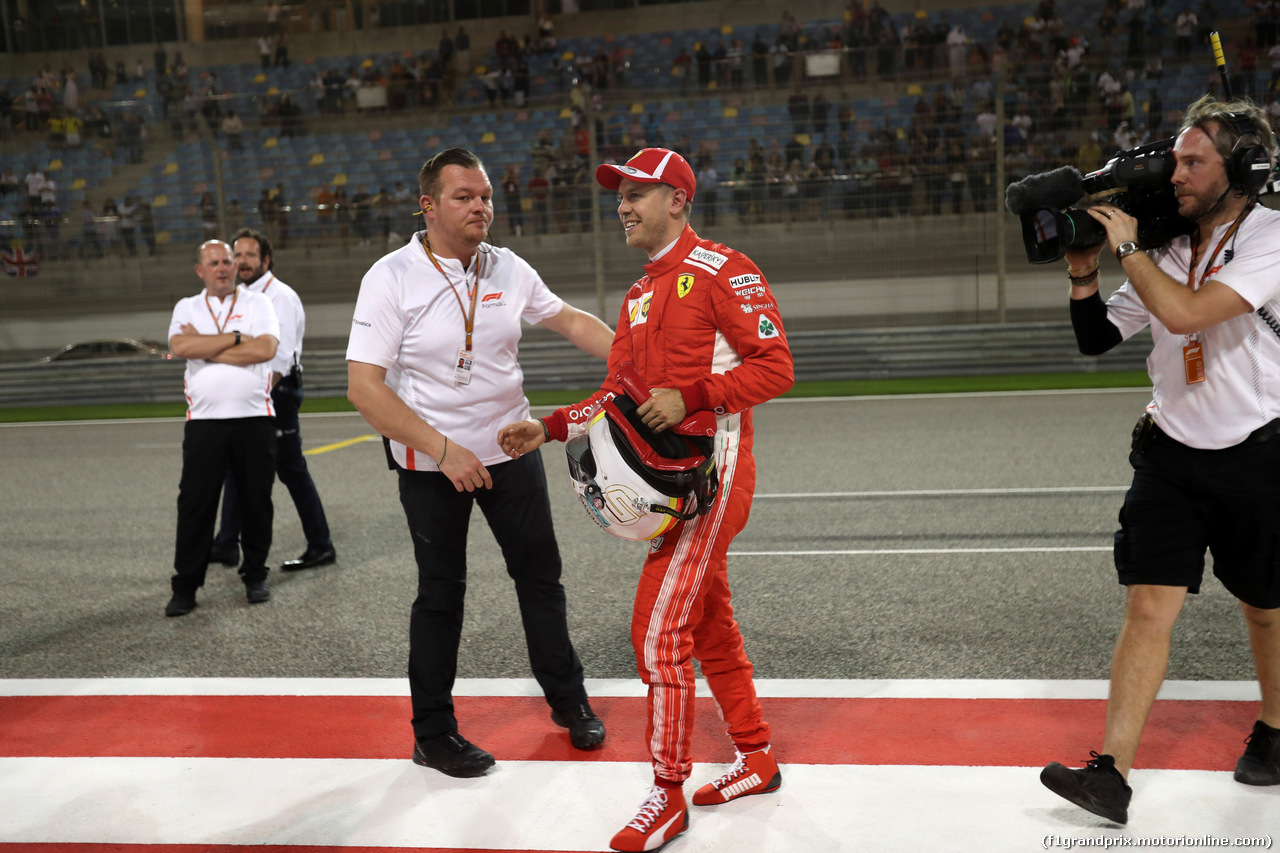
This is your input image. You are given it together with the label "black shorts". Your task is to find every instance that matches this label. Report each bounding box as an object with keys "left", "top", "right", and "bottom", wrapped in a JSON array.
[{"left": 1114, "top": 425, "right": 1280, "bottom": 609}]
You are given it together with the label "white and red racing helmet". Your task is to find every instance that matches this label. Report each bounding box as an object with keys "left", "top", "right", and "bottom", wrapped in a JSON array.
[{"left": 566, "top": 364, "right": 719, "bottom": 542}]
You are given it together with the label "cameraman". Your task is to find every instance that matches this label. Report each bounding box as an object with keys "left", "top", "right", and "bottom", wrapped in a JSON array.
[{"left": 1041, "top": 95, "right": 1280, "bottom": 823}]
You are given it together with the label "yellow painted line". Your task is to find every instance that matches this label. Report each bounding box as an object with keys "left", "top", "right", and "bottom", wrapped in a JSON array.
[{"left": 304, "top": 434, "right": 380, "bottom": 456}]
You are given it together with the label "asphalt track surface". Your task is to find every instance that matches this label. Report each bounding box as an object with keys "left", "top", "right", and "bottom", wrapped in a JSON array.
[
  {"left": 4, "top": 390, "right": 1279, "bottom": 852},
  {"left": 0, "top": 388, "right": 1257, "bottom": 682}
]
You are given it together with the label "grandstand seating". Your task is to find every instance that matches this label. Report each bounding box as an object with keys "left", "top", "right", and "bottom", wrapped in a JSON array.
[
  {"left": 0, "top": 137, "right": 125, "bottom": 211},
  {"left": 3, "top": 0, "right": 1254, "bottom": 113},
  {"left": 0, "top": 0, "right": 1267, "bottom": 245}
]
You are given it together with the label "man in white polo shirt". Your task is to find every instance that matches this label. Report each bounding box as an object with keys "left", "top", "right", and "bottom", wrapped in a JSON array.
[
  {"left": 209, "top": 227, "right": 336, "bottom": 573},
  {"left": 346, "top": 148, "right": 616, "bottom": 778},
  {"left": 1041, "top": 96, "right": 1280, "bottom": 822},
  {"left": 23, "top": 167, "right": 43, "bottom": 209},
  {"left": 165, "top": 239, "right": 280, "bottom": 617}
]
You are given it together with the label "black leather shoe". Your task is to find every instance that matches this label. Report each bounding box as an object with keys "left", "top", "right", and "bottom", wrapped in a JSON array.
[
  {"left": 165, "top": 590, "right": 197, "bottom": 617},
  {"left": 281, "top": 545, "right": 336, "bottom": 571},
  {"left": 245, "top": 580, "right": 271, "bottom": 604},
  {"left": 412, "top": 732, "right": 495, "bottom": 777},
  {"left": 209, "top": 544, "right": 240, "bottom": 567},
  {"left": 551, "top": 702, "right": 606, "bottom": 750}
]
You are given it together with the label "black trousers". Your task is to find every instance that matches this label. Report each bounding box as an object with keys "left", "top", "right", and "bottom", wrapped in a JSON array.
[
  {"left": 397, "top": 450, "right": 587, "bottom": 739},
  {"left": 173, "top": 417, "right": 276, "bottom": 592},
  {"left": 215, "top": 381, "right": 332, "bottom": 551}
]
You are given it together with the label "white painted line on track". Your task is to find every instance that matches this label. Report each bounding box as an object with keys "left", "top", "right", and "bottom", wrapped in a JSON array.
[
  {"left": 1, "top": 387, "right": 1155, "bottom": 430},
  {"left": 0, "top": 678, "right": 1260, "bottom": 701},
  {"left": 729, "top": 546, "right": 1111, "bottom": 556},
  {"left": 2, "top": 758, "right": 1275, "bottom": 849},
  {"left": 755, "top": 486, "right": 1128, "bottom": 499},
  {"left": 761, "top": 387, "right": 1152, "bottom": 403},
  {"left": 0, "top": 416, "right": 188, "bottom": 428},
  {"left": 530, "top": 387, "right": 1155, "bottom": 413},
  {"left": 0, "top": 411, "right": 369, "bottom": 429}
]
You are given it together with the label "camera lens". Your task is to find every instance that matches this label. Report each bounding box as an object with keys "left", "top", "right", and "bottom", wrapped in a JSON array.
[{"left": 1020, "top": 208, "right": 1107, "bottom": 264}]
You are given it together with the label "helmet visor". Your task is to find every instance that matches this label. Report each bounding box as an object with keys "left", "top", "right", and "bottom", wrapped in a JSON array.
[{"left": 565, "top": 434, "right": 595, "bottom": 485}]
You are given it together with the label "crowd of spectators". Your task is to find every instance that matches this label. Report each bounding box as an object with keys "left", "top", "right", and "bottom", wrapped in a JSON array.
[
  {"left": 0, "top": 56, "right": 159, "bottom": 265},
  {"left": 275, "top": 0, "right": 1231, "bottom": 111},
  {"left": 0, "top": 166, "right": 156, "bottom": 263},
  {"left": 165, "top": 0, "right": 1273, "bottom": 180},
  {"left": 1, "top": 58, "right": 148, "bottom": 162},
  {"left": 457, "top": 0, "right": 1280, "bottom": 235},
  {"left": 8, "top": 0, "right": 1280, "bottom": 260}
]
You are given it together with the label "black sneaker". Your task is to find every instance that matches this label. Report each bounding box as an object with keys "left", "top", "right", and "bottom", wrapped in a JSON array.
[
  {"left": 412, "top": 732, "right": 495, "bottom": 778},
  {"left": 164, "top": 590, "right": 197, "bottom": 617},
  {"left": 1040, "top": 751, "right": 1132, "bottom": 824},
  {"left": 551, "top": 701, "right": 606, "bottom": 750},
  {"left": 245, "top": 580, "right": 271, "bottom": 604},
  {"left": 1235, "top": 720, "right": 1280, "bottom": 786}
]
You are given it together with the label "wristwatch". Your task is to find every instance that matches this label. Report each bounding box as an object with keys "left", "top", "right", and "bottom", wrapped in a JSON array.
[
  {"left": 1115, "top": 241, "right": 1140, "bottom": 261},
  {"left": 234, "top": 331, "right": 242, "bottom": 346}
]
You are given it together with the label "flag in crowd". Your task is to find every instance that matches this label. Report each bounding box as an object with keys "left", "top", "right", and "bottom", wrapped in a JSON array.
[{"left": 2, "top": 245, "right": 39, "bottom": 278}]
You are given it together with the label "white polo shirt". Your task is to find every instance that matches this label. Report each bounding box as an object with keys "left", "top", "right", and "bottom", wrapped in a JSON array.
[
  {"left": 1105, "top": 205, "right": 1280, "bottom": 448},
  {"left": 346, "top": 233, "right": 565, "bottom": 471},
  {"left": 245, "top": 271, "right": 305, "bottom": 378},
  {"left": 169, "top": 285, "right": 281, "bottom": 421}
]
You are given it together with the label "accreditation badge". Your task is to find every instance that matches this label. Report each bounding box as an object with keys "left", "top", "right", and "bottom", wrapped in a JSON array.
[
  {"left": 1183, "top": 337, "right": 1205, "bottom": 385},
  {"left": 454, "top": 349, "right": 474, "bottom": 385}
]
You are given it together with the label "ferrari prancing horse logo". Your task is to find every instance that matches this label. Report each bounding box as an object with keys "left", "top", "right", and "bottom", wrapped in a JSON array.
[{"left": 677, "top": 274, "right": 695, "bottom": 298}]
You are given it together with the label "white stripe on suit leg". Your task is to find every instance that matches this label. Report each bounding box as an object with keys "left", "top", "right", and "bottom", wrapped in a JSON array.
[{"left": 642, "top": 422, "right": 740, "bottom": 778}]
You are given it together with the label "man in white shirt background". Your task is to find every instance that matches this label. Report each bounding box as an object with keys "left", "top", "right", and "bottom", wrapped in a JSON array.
[
  {"left": 118, "top": 194, "right": 137, "bottom": 256},
  {"left": 165, "top": 240, "right": 280, "bottom": 617},
  {"left": 210, "top": 228, "right": 336, "bottom": 573},
  {"left": 24, "top": 167, "right": 43, "bottom": 209}
]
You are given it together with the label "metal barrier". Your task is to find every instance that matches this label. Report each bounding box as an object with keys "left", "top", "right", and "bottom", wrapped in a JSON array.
[{"left": 0, "top": 323, "right": 1151, "bottom": 410}]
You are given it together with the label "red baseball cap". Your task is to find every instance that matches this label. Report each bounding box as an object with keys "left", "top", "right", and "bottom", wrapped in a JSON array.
[{"left": 596, "top": 148, "right": 697, "bottom": 201}]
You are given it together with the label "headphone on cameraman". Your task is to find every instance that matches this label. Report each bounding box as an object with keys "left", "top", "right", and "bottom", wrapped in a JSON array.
[{"left": 1221, "top": 111, "right": 1274, "bottom": 195}]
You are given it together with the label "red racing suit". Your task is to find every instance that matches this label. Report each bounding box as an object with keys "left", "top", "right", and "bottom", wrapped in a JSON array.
[{"left": 544, "top": 223, "right": 794, "bottom": 783}]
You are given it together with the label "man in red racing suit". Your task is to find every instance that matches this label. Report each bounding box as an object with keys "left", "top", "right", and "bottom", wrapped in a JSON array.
[{"left": 499, "top": 148, "right": 794, "bottom": 853}]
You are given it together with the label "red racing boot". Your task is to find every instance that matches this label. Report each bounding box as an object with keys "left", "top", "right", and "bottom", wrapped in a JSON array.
[
  {"left": 609, "top": 785, "right": 688, "bottom": 852},
  {"left": 692, "top": 745, "right": 782, "bottom": 806}
]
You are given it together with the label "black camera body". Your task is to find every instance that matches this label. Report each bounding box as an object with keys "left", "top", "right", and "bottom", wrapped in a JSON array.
[{"left": 1011, "top": 138, "right": 1195, "bottom": 264}]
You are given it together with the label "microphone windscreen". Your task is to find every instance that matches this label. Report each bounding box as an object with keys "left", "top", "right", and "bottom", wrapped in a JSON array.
[{"left": 1004, "top": 166, "right": 1086, "bottom": 216}]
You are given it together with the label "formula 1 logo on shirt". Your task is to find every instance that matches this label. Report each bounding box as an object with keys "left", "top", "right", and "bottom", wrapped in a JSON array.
[
  {"left": 481, "top": 291, "right": 506, "bottom": 308},
  {"left": 677, "top": 274, "right": 695, "bottom": 298},
  {"left": 628, "top": 291, "right": 653, "bottom": 327},
  {"left": 758, "top": 316, "right": 779, "bottom": 339}
]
